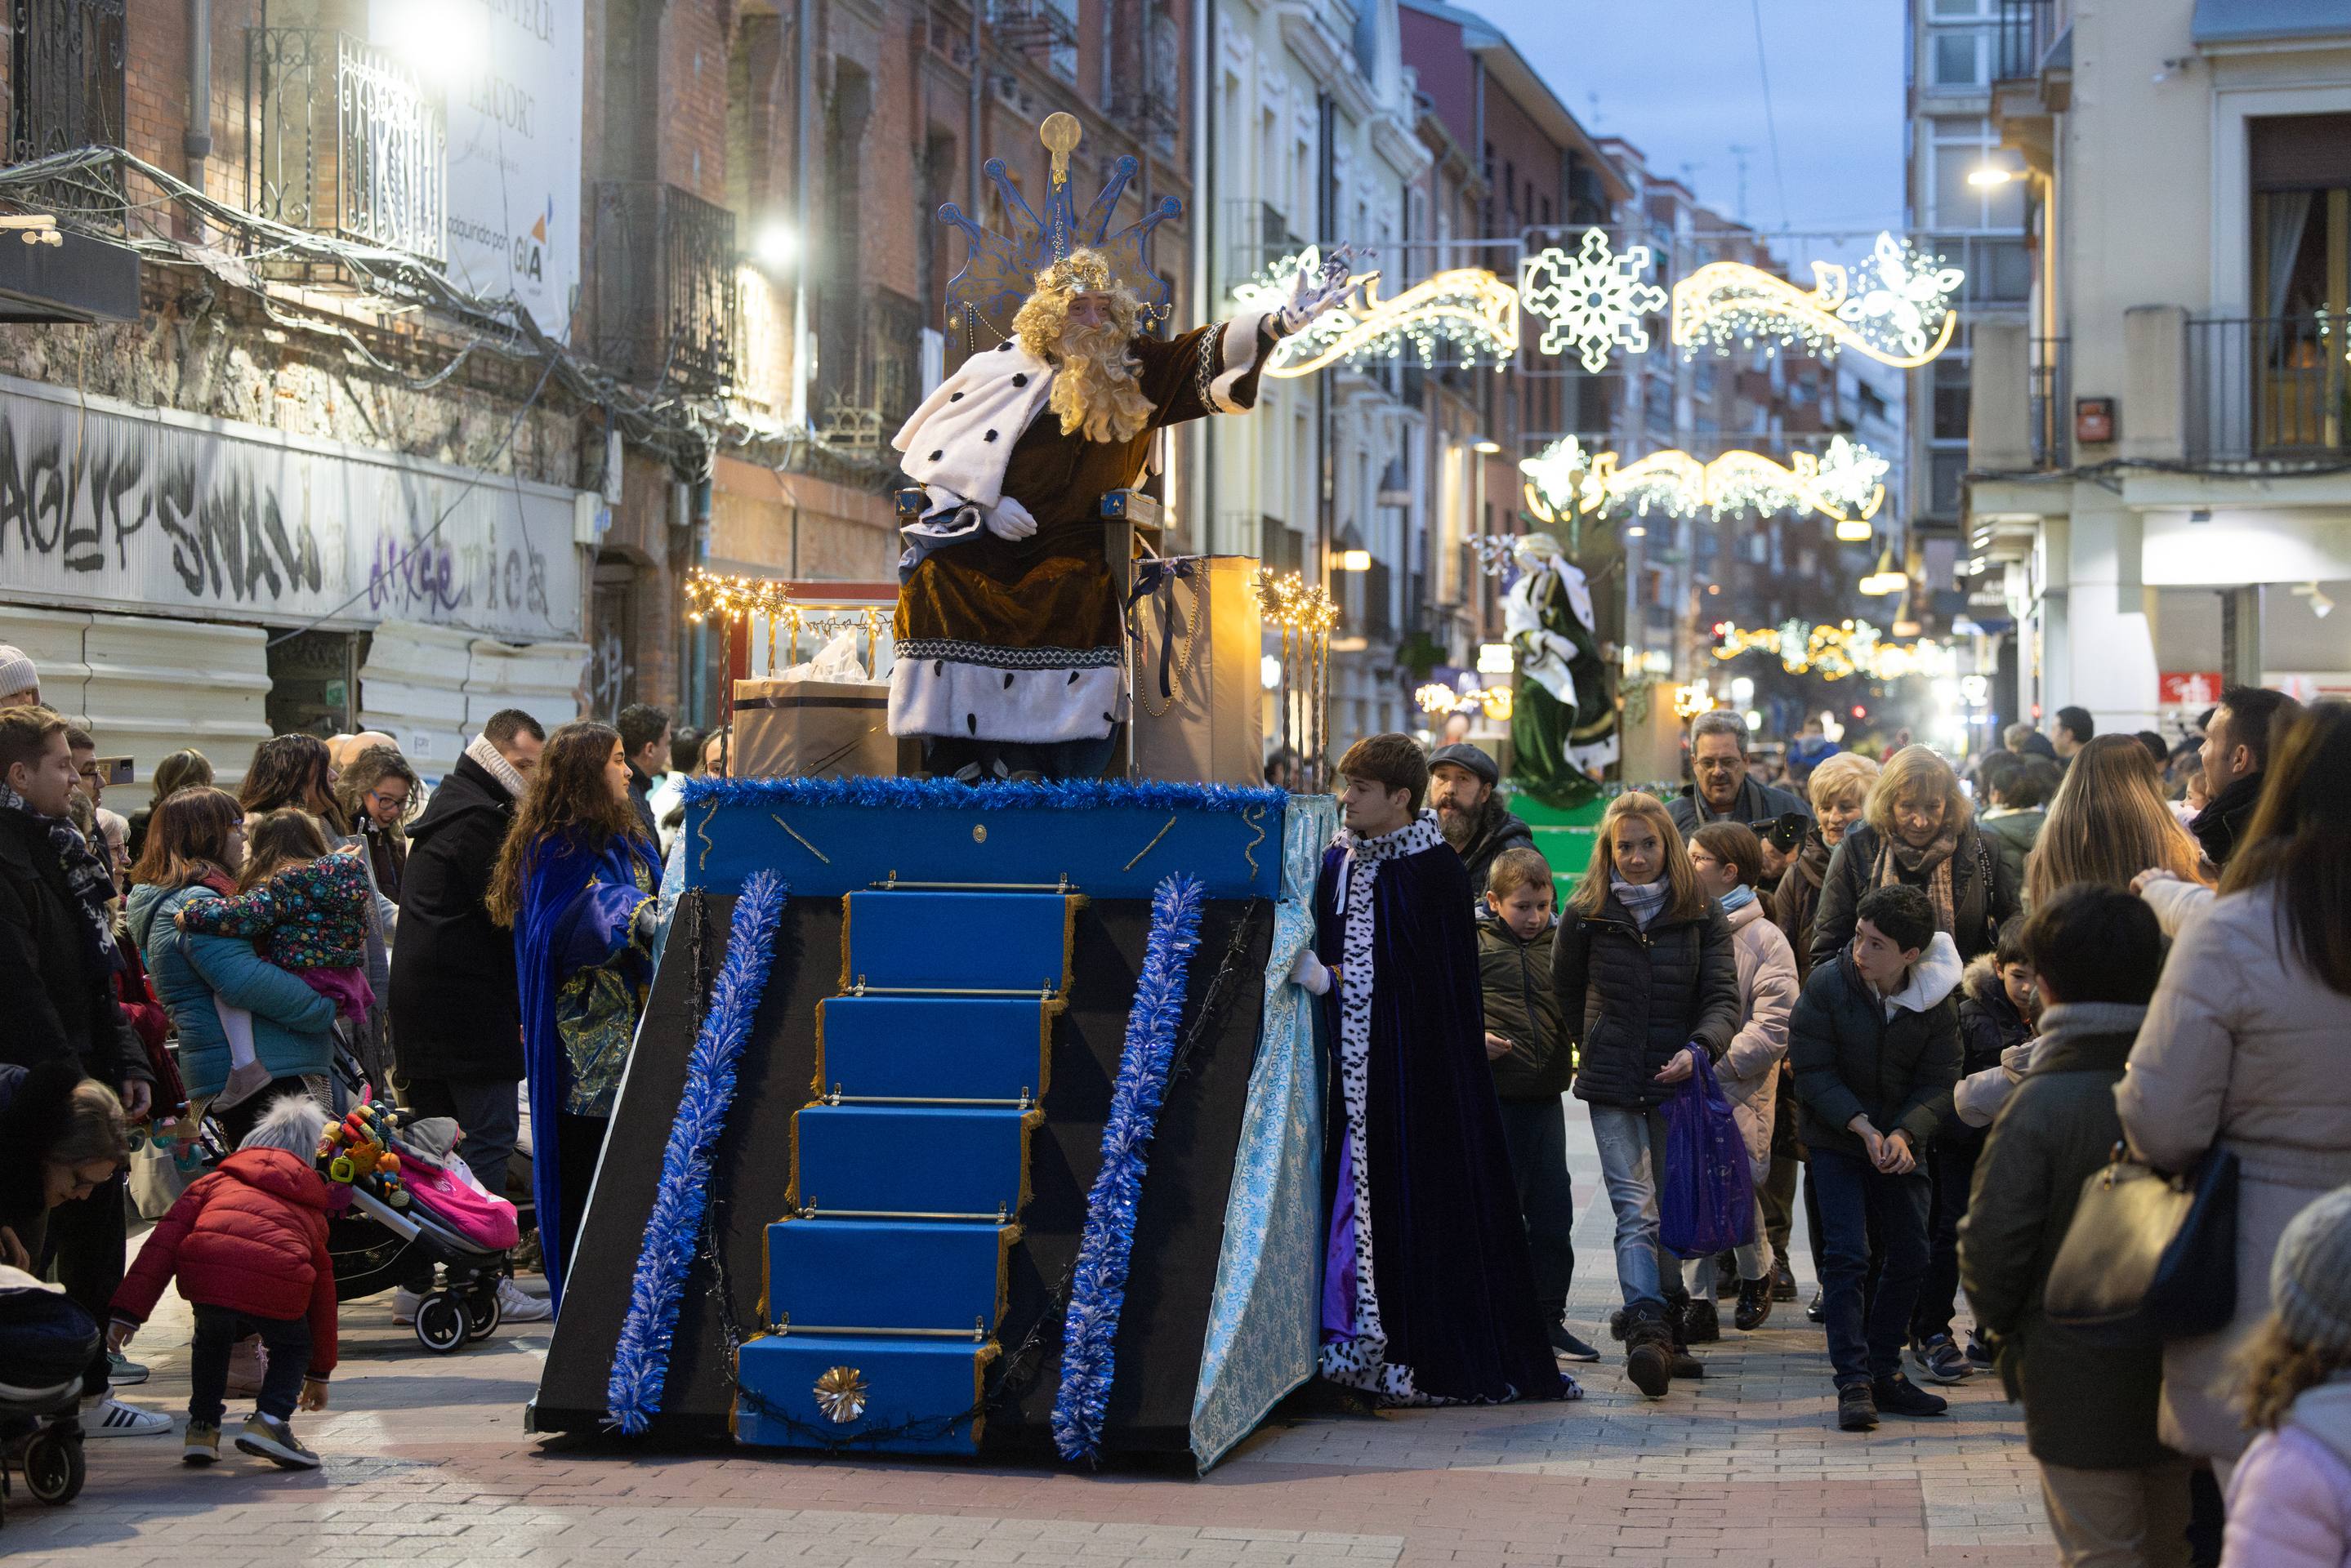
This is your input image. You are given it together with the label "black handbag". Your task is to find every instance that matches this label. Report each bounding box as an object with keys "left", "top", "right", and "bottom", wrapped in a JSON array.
[{"left": 2043, "top": 1143, "right": 2238, "bottom": 1348}]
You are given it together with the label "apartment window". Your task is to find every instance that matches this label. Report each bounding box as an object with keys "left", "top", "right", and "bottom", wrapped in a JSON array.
[
  {"left": 1929, "top": 118, "right": 2024, "bottom": 231},
  {"left": 1964, "top": 235, "right": 2034, "bottom": 302},
  {"left": 2251, "top": 114, "right": 2351, "bottom": 321},
  {"left": 1931, "top": 27, "right": 1989, "bottom": 87},
  {"left": 1928, "top": 450, "right": 1968, "bottom": 518},
  {"left": 1932, "top": 355, "right": 1971, "bottom": 442}
]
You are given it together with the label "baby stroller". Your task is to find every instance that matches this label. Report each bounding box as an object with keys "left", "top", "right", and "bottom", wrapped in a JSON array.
[
  {"left": 323, "top": 1104, "right": 522, "bottom": 1356},
  {"left": 0, "top": 1267, "right": 96, "bottom": 1529}
]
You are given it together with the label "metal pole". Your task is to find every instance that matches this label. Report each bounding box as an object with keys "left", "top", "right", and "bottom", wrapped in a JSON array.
[
  {"left": 790, "top": 0, "right": 814, "bottom": 431},
  {"left": 185, "top": 0, "right": 212, "bottom": 216},
  {"left": 1314, "top": 91, "right": 1334, "bottom": 587}
]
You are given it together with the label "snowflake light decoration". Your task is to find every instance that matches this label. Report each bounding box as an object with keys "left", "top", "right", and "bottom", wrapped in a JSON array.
[
  {"left": 1709, "top": 617, "right": 1953, "bottom": 682},
  {"left": 1516, "top": 436, "right": 1891, "bottom": 527},
  {"left": 1231, "top": 247, "right": 1518, "bottom": 378},
  {"left": 1519, "top": 229, "right": 1667, "bottom": 373},
  {"left": 1672, "top": 230, "right": 1965, "bottom": 367}
]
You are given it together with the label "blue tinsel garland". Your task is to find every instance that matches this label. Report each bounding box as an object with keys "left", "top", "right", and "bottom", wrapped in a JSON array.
[
  {"left": 604, "top": 871, "right": 789, "bottom": 1435},
  {"left": 1051, "top": 872, "right": 1207, "bottom": 1462},
  {"left": 681, "top": 773, "right": 1284, "bottom": 817}
]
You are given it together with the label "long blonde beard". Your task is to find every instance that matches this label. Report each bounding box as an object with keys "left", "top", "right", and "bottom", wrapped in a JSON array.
[{"left": 1048, "top": 324, "right": 1153, "bottom": 445}]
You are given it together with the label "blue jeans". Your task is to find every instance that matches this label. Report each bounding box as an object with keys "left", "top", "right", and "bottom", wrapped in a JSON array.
[
  {"left": 1809, "top": 1145, "right": 1933, "bottom": 1388},
  {"left": 1587, "top": 1102, "right": 1675, "bottom": 1312}
]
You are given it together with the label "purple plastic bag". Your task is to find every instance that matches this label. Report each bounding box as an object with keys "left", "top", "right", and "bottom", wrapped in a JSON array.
[{"left": 1659, "top": 1047, "right": 1756, "bottom": 1258}]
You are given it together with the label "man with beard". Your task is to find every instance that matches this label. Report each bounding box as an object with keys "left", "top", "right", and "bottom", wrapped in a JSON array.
[
  {"left": 1669, "top": 710, "right": 1810, "bottom": 877},
  {"left": 1428, "top": 742, "right": 1532, "bottom": 898},
  {"left": 890, "top": 243, "right": 1362, "bottom": 781}
]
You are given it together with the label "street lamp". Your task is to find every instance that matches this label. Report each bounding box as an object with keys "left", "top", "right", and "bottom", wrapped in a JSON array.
[
  {"left": 1966, "top": 165, "right": 2014, "bottom": 189},
  {"left": 1337, "top": 549, "right": 1372, "bottom": 572},
  {"left": 1472, "top": 439, "right": 1502, "bottom": 455},
  {"left": 753, "top": 222, "right": 798, "bottom": 269}
]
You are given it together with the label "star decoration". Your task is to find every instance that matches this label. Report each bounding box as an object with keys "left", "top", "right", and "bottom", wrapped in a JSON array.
[
  {"left": 1519, "top": 229, "right": 1667, "bottom": 373},
  {"left": 813, "top": 1365, "right": 869, "bottom": 1424}
]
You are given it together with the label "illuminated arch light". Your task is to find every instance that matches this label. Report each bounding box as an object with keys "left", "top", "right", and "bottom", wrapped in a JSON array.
[
  {"left": 1519, "top": 229, "right": 1667, "bottom": 373},
  {"left": 1231, "top": 247, "right": 1519, "bottom": 379},
  {"left": 1671, "top": 231, "right": 1965, "bottom": 368},
  {"left": 1708, "top": 617, "right": 1954, "bottom": 682},
  {"left": 1517, "top": 434, "right": 1889, "bottom": 528}
]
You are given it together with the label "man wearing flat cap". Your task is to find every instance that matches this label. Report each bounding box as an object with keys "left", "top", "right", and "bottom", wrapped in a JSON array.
[{"left": 1429, "top": 742, "right": 1532, "bottom": 898}]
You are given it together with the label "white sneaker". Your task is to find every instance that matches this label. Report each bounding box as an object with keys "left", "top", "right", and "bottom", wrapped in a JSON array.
[
  {"left": 496, "top": 1276, "right": 553, "bottom": 1323},
  {"left": 390, "top": 1285, "right": 426, "bottom": 1323},
  {"left": 84, "top": 1395, "right": 172, "bottom": 1437}
]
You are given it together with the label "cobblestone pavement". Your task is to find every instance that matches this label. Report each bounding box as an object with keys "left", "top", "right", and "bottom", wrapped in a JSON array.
[{"left": 4, "top": 1113, "right": 2052, "bottom": 1567}]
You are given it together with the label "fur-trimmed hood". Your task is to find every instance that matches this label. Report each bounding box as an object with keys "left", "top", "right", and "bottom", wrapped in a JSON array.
[{"left": 1962, "top": 952, "right": 2009, "bottom": 1013}]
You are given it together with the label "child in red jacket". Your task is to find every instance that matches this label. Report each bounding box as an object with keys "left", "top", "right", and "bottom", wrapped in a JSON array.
[{"left": 109, "top": 1094, "right": 337, "bottom": 1469}]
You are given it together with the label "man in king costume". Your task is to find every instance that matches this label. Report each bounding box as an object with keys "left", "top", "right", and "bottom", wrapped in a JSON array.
[
  {"left": 1295, "top": 733, "right": 1569, "bottom": 1405},
  {"left": 891, "top": 117, "right": 1363, "bottom": 780}
]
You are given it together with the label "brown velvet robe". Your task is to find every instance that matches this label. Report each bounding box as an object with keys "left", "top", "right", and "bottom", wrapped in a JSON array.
[{"left": 892, "top": 319, "right": 1275, "bottom": 744}]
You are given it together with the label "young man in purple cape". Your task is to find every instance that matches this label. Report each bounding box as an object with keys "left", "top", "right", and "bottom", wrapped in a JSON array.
[{"left": 1295, "top": 733, "right": 1569, "bottom": 1404}]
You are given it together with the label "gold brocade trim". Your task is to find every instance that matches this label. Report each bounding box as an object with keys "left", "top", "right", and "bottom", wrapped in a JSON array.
[
  {"left": 1121, "top": 813, "right": 1179, "bottom": 871},
  {"left": 1016, "top": 1107, "right": 1045, "bottom": 1217},
  {"left": 969, "top": 1338, "right": 1005, "bottom": 1451},
  {"left": 696, "top": 804, "right": 716, "bottom": 876},
  {"left": 1241, "top": 804, "right": 1267, "bottom": 882},
  {"left": 772, "top": 813, "right": 832, "bottom": 865},
  {"left": 836, "top": 893, "right": 854, "bottom": 995},
  {"left": 1036, "top": 998, "right": 1063, "bottom": 1105},
  {"left": 1059, "top": 894, "right": 1082, "bottom": 1000},
  {"left": 784, "top": 1103, "right": 805, "bottom": 1214},
  {"left": 810, "top": 998, "right": 830, "bottom": 1107},
  {"left": 995, "top": 1222, "right": 1024, "bottom": 1335}
]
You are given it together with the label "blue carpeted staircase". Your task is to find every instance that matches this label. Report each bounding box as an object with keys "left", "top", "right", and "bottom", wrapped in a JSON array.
[{"left": 734, "top": 888, "right": 1077, "bottom": 1454}]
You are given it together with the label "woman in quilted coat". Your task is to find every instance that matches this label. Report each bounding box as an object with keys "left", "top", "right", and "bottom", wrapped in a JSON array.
[{"left": 108, "top": 1094, "right": 337, "bottom": 1470}]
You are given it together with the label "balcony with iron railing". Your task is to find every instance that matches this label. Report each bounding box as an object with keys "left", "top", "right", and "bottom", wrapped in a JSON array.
[
  {"left": 2187, "top": 314, "right": 2349, "bottom": 462},
  {"left": 244, "top": 28, "right": 446, "bottom": 263},
  {"left": 1993, "top": 0, "right": 2062, "bottom": 82},
  {"left": 987, "top": 0, "right": 1078, "bottom": 75},
  {"left": 11, "top": 0, "right": 128, "bottom": 225},
  {"left": 586, "top": 181, "right": 739, "bottom": 393}
]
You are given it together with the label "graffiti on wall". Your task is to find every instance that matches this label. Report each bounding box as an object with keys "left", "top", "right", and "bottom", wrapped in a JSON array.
[{"left": 0, "top": 377, "right": 580, "bottom": 640}]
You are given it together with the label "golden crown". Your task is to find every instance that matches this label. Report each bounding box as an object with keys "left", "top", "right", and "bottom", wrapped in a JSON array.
[{"left": 1033, "top": 249, "right": 1116, "bottom": 296}]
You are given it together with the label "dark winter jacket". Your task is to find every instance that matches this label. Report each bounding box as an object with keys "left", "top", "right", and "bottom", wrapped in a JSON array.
[
  {"left": 1773, "top": 826, "right": 1834, "bottom": 983},
  {"left": 1957, "top": 956, "right": 2032, "bottom": 1078},
  {"left": 1453, "top": 797, "right": 1535, "bottom": 899},
  {"left": 387, "top": 752, "right": 523, "bottom": 1082},
  {"left": 1668, "top": 775, "right": 1811, "bottom": 840},
  {"left": 0, "top": 1058, "right": 74, "bottom": 1240},
  {"left": 1788, "top": 933, "right": 1963, "bottom": 1159},
  {"left": 627, "top": 762, "right": 659, "bottom": 844},
  {"left": 1958, "top": 1007, "right": 2175, "bottom": 1470},
  {"left": 1808, "top": 819, "right": 2022, "bottom": 974},
  {"left": 109, "top": 1147, "right": 338, "bottom": 1377},
  {"left": 2188, "top": 770, "right": 2263, "bottom": 872},
  {"left": 1977, "top": 808, "right": 2043, "bottom": 892},
  {"left": 1553, "top": 893, "right": 1741, "bottom": 1109},
  {"left": 0, "top": 808, "right": 147, "bottom": 1090},
  {"left": 1479, "top": 912, "right": 1572, "bottom": 1101}
]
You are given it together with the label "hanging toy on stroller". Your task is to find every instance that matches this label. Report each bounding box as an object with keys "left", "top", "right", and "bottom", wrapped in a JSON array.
[
  {"left": 316, "top": 1097, "right": 521, "bottom": 1355},
  {"left": 0, "top": 1267, "right": 96, "bottom": 1528}
]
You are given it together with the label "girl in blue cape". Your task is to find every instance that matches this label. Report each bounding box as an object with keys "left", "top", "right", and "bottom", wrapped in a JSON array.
[{"left": 488, "top": 721, "right": 662, "bottom": 1310}]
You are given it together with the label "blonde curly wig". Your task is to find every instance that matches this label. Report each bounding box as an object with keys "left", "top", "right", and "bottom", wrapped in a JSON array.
[{"left": 1011, "top": 248, "right": 1153, "bottom": 444}]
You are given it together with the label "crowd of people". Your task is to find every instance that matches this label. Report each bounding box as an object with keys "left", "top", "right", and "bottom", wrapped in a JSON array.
[
  {"left": 1327, "top": 688, "right": 2349, "bottom": 1568},
  {"left": 5, "top": 621, "right": 2349, "bottom": 1567},
  {"left": 1, "top": 639, "right": 710, "bottom": 1467}
]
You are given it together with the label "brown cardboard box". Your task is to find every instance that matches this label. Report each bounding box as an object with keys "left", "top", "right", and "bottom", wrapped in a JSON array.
[
  {"left": 732, "top": 679, "right": 913, "bottom": 778},
  {"left": 1126, "top": 556, "right": 1265, "bottom": 786}
]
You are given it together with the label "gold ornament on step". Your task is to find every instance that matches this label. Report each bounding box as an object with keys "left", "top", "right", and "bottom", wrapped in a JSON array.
[{"left": 813, "top": 1365, "right": 869, "bottom": 1423}]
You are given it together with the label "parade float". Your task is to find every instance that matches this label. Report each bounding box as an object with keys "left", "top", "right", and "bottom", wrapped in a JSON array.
[{"left": 526, "top": 106, "right": 1629, "bottom": 1467}]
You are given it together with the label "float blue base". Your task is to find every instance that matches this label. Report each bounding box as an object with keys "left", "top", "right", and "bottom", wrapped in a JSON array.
[
  {"left": 814, "top": 996, "right": 1054, "bottom": 1102},
  {"left": 841, "top": 891, "right": 1074, "bottom": 994},
  {"left": 766, "top": 1218, "right": 1015, "bottom": 1335},
  {"left": 792, "top": 1104, "right": 1038, "bottom": 1218},
  {"left": 735, "top": 1333, "right": 995, "bottom": 1455}
]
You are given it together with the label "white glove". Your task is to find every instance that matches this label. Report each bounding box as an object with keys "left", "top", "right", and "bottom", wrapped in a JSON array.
[
  {"left": 1279, "top": 245, "right": 1373, "bottom": 334},
  {"left": 1288, "top": 947, "right": 1334, "bottom": 996},
  {"left": 984, "top": 496, "right": 1038, "bottom": 541}
]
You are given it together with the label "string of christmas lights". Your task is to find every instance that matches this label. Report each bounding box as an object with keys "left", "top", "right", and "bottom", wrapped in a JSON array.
[
  {"left": 1519, "top": 435, "right": 1889, "bottom": 527},
  {"left": 1671, "top": 231, "right": 1965, "bottom": 368},
  {"left": 1230, "top": 248, "right": 1518, "bottom": 378},
  {"left": 1707, "top": 617, "right": 1954, "bottom": 682}
]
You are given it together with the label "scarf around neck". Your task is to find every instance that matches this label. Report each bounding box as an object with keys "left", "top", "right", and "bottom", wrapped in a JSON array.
[
  {"left": 465, "top": 733, "right": 528, "bottom": 800},
  {"left": 1612, "top": 875, "right": 1669, "bottom": 929},
  {"left": 1874, "top": 826, "right": 1960, "bottom": 937},
  {"left": 1719, "top": 883, "right": 1757, "bottom": 915},
  {"left": 0, "top": 781, "right": 118, "bottom": 966}
]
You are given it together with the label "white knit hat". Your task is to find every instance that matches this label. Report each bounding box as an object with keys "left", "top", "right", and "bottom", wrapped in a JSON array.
[
  {"left": 0, "top": 644, "right": 36, "bottom": 704},
  {"left": 2271, "top": 1186, "right": 2351, "bottom": 1357}
]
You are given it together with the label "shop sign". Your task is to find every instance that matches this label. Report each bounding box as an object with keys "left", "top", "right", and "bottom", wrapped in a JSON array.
[
  {"left": 0, "top": 375, "right": 582, "bottom": 641},
  {"left": 2158, "top": 670, "right": 2222, "bottom": 708}
]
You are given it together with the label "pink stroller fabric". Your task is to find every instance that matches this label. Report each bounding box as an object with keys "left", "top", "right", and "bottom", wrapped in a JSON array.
[{"left": 395, "top": 1147, "right": 520, "bottom": 1251}]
